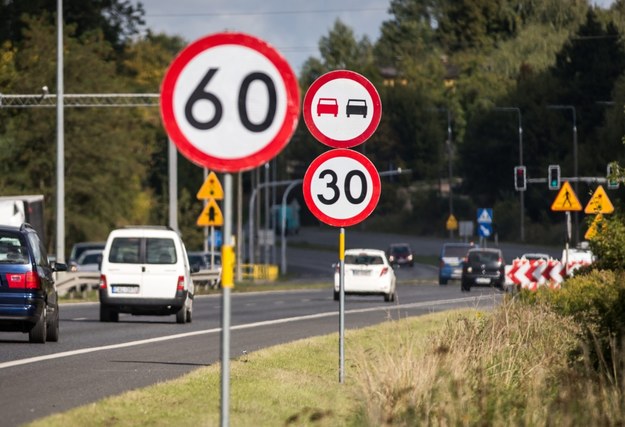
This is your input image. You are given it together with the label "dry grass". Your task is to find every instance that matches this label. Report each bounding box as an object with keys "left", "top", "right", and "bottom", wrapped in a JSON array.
[{"left": 349, "top": 299, "right": 625, "bottom": 426}]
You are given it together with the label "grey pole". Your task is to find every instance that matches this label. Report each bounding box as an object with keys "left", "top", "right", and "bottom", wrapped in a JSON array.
[
  {"left": 168, "top": 138, "right": 178, "bottom": 232},
  {"left": 280, "top": 180, "right": 302, "bottom": 274},
  {"left": 548, "top": 105, "right": 578, "bottom": 244},
  {"left": 56, "top": 0, "right": 65, "bottom": 261},
  {"left": 203, "top": 168, "right": 208, "bottom": 252},
  {"left": 220, "top": 173, "right": 233, "bottom": 427},
  {"left": 446, "top": 109, "right": 453, "bottom": 239},
  {"left": 236, "top": 172, "right": 242, "bottom": 281}
]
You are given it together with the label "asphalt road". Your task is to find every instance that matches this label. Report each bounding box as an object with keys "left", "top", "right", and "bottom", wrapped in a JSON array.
[
  {"left": 0, "top": 228, "right": 554, "bottom": 425},
  {"left": 0, "top": 282, "right": 503, "bottom": 426}
]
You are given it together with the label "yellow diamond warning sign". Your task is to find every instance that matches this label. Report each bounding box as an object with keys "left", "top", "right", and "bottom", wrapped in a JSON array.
[
  {"left": 551, "top": 181, "right": 582, "bottom": 212},
  {"left": 197, "top": 199, "right": 224, "bottom": 227},
  {"left": 584, "top": 185, "right": 614, "bottom": 214},
  {"left": 197, "top": 171, "right": 224, "bottom": 200}
]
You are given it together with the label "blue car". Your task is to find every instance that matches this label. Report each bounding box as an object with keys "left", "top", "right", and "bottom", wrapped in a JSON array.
[
  {"left": 438, "top": 242, "right": 477, "bottom": 285},
  {"left": 0, "top": 223, "right": 67, "bottom": 343}
]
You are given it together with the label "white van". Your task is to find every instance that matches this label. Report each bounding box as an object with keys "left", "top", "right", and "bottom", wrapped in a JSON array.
[{"left": 98, "top": 226, "right": 194, "bottom": 323}]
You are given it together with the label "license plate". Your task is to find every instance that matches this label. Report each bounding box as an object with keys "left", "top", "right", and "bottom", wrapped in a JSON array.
[
  {"left": 112, "top": 285, "right": 139, "bottom": 294},
  {"left": 476, "top": 277, "right": 491, "bottom": 284},
  {"left": 352, "top": 270, "right": 370, "bottom": 276}
]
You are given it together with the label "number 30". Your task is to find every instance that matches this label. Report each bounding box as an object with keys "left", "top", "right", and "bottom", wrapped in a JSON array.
[{"left": 317, "top": 169, "right": 367, "bottom": 205}]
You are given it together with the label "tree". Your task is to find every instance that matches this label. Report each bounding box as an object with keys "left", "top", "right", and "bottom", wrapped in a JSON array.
[
  {"left": 0, "top": 17, "right": 155, "bottom": 251},
  {"left": 0, "top": 0, "right": 145, "bottom": 52}
]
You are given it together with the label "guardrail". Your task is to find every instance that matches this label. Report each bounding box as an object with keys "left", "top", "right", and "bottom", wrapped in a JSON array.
[{"left": 54, "top": 269, "right": 223, "bottom": 297}]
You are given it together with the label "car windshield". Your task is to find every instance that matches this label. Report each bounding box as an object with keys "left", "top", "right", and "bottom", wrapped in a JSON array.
[
  {"left": 468, "top": 252, "right": 500, "bottom": 263},
  {"left": 345, "top": 254, "right": 384, "bottom": 265},
  {"left": 79, "top": 253, "right": 101, "bottom": 264},
  {"left": 391, "top": 246, "right": 410, "bottom": 255},
  {"left": 443, "top": 246, "right": 471, "bottom": 257}
]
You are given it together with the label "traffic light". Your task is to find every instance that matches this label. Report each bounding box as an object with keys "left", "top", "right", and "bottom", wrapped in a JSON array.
[
  {"left": 607, "top": 163, "right": 620, "bottom": 189},
  {"left": 548, "top": 164, "right": 561, "bottom": 190},
  {"left": 514, "top": 166, "right": 526, "bottom": 191}
]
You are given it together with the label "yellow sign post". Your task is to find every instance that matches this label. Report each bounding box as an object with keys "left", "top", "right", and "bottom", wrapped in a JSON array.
[
  {"left": 584, "top": 185, "right": 614, "bottom": 214},
  {"left": 550, "top": 181, "right": 582, "bottom": 212}
]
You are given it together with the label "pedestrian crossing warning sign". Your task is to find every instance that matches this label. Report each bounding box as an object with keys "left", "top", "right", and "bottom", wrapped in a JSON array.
[
  {"left": 551, "top": 181, "right": 582, "bottom": 212},
  {"left": 197, "top": 198, "right": 224, "bottom": 226},
  {"left": 584, "top": 185, "right": 614, "bottom": 214}
]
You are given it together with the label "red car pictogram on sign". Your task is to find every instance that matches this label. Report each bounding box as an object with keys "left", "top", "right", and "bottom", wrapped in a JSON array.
[{"left": 317, "top": 98, "right": 338, "bottom": 116}]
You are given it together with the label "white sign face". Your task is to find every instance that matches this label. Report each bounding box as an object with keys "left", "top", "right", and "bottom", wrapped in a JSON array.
[
  {"left": 303, "top": 70, "right": 381, "bottom": 148},
  {"left": 161, "top": 33, "right": 300, "bottom": 172},
  {"left": 303, "top": 149, "right": 381, "bottom": 227}
]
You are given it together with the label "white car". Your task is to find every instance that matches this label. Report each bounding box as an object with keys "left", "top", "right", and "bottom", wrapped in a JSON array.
[
  {"left": 98, "top": 226, "right": 194, "bottom": 323},
  {"left": 334, "top": 248, "right": 397, "bottom": 302}
]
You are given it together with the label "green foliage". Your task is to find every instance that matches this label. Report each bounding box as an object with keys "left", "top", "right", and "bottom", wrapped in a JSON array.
[{"left": 588, "top": 213, "right": 625, "bottom": 270}]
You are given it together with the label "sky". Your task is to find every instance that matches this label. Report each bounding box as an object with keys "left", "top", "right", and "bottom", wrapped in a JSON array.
[
  {"left": 139, "top": 0, "right": 615, "bottom": 76},
  {"left": 138, "top": 0, "right": 391, "bottom": 75}
]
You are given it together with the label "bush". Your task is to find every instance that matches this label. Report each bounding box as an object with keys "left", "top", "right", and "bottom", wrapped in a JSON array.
[
  {"left": 588, "top": 213, "right": 625, "bottom": 270},
  {"left": 524, "top": 269, "right": 625, "bottom": 375}
]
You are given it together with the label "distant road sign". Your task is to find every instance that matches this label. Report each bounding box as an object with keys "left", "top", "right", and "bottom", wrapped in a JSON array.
[
  {"left": 584, "top": 185, "right": 614, "bottom": 214},
  {"left": 303, "top": 149, "right": 381, "bottom": 227},
  {"left": 303, "top": 70, "right": 381, "bottom": 148},
  {"left": 161, "top": 32, "right": 300, "bottom": 172},
  {"left": 477, "top": 208, "right": 493, "bottom": 224},
  {"left": 197, "top": 199, "right": 224, "bottom": 226},
  {"left": 197, "top": 171, "right": 224, "bottom": 200},
  {"left": 551, "top": 181, "right": 582, "bottom": 212}
]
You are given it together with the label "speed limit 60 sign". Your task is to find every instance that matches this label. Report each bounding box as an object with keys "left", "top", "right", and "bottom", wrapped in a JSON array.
[
  {"left": 303, "top": 149, "right": 381, "bottom": 227},
  {"left": 160, "top": 32, "right": 300, "bottom": 172}
]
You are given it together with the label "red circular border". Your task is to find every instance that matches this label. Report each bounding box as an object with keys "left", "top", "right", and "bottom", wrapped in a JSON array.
[
  {"left": 303, "top": 70, "right": 381, "bottom": 149},
  {"left": 303, "top": 149, "right": 381, "bottom": 227},
  {"left": 160, "top": 32, "right": 300, "bottom": 172}
]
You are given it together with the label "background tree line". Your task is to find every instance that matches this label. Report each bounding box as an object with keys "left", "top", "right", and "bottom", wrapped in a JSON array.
[{"left": 0, "top": 0, "right": 624, "bottom": 255}]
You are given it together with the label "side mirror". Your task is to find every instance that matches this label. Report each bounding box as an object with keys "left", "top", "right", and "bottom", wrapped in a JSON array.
[
  {"left": 53, "top": 262, "right": 68, "bottom": 272},
  {"left": 191, "top": 264, "right": 201, "bottom": 273}
]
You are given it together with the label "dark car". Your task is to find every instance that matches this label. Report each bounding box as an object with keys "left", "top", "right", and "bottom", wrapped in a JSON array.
[
  {"left": 0, "top": 223, "right": 67, "bottom": 343},
  {"left": 387, "top": 243, "right": 414, "bottom": 267},
  {"left": 461, "top": 248, "right": 505, "bottom": 291}
]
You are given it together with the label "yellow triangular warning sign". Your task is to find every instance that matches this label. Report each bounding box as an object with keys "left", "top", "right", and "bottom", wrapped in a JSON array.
[
  {"left": 584, "top": 185, "right": 614, "bottom": 214},
  {"left": 197, "top": 199, "right": 224, "bottom": 226},
  {"left": 446, "top": 214, "right": 458, "bottom": 231},
  {"left": 585, "top": 213, "right": 605, "bottom": 240},
  {"left": 551, "top": 181, "right": 582, "bottom": 212},
  {"left": 197, "top": 171, "right": 224, "bottom": 200}
]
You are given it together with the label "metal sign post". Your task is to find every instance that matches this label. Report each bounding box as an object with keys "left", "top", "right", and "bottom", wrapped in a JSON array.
[
  {"left": 220, "top": 174, "right": 234, "bottom": 426},
  {"left": 338, "top": 227, "right": 345, "bottom": 383}
]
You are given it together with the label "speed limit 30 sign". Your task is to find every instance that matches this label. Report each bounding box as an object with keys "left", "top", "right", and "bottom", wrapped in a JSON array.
[
  {"left": 160, "top": 32, "right": 300, "bottom": 172},
  {"left": 303, "top": 149, "right": 381, "bottom": 227}
]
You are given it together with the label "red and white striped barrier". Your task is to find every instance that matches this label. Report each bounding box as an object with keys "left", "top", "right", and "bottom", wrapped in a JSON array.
[
  {"left": 505, "top": 258, "right": 564, "bottom": 290},
  {"left": 505, "top": 257, "right": 594, "bottom": 290}
]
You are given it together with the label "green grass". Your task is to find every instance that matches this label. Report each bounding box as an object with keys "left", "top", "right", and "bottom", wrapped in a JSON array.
[
  {"left": 35, "top": 297, "right": 625, "bottom": 426},
  {"left": 27, "top": 309, "right": 459, "bottom": 427}
]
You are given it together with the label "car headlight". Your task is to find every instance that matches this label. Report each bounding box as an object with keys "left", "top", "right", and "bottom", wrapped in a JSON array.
[{"left": 467, "top": 266, "right": 473, "bottom": 273}]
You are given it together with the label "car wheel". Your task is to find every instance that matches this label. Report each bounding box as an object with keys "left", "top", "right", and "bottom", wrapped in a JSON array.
[
  {"left": 29, "top": 307, "right": 47, "bottom": 343},
  {"left": 461, "top": 281, "right": 471, "bottom": 292},
  {"left": 100, "top": 304, "right": 118, "bottom": 322},
  {"left": 439, "top": 278, "right": 448, "bottom": 285},
  {"left": 333, "top": 290, "right": 339, "bottom": 301},
  {"left": 384, "top": 291, "right": 396, "bottom": 303},
  {"left": 46, "top": 306, "right": 60, "bottom": 342},
  {"left": 186, "top": 308, "right": 193, "bottom": 323},
  {"left": 176, "top": 306, "right": 187, "bottom": 324}
]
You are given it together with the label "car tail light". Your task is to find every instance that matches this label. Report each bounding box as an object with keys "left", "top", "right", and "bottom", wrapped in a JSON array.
[
  {"left": 99, "top": 274, "right": 108, "bottom": 289},
  {"left": 379, "top": 267, "right": 389, "bottom": 276},
  {"left": 5, "top": 272, "right": 41, "bottom": 289},
  {"left": 177, "top": 275, "right": 185, "bottom": 291}
]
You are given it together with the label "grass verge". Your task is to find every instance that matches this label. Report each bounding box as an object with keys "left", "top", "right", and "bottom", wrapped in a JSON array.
[{"left": 27, "top": 309, "right": 459, "bottom": 427}]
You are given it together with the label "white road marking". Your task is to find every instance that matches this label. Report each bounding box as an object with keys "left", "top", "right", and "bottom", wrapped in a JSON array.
[{"left": 0, "top": 295, "right": 494, "bottom": 370}]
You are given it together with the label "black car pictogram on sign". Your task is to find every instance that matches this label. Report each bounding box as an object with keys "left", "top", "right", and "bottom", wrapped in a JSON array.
[{"left": 346, "top": 99, "right": 367, "bottom": 118}]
